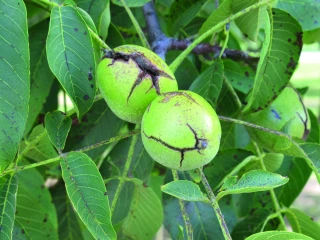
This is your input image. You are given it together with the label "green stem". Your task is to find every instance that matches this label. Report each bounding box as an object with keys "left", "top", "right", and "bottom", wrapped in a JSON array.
[
  {"left": 196, "top": 168, "right": 232, "bottom": 240},
  {"left": 36, "top": 0, "right": 58, "bottom": 8},
  {"left": 219, "top": 25, "right": 230, "bottom": 58},
  {"left": 218, "top": 115, "right": 293, "bottom": 138},
  {"left": 169, "top": 0, "right": 274, "bottom": 72},
  {"left": 172, "top": 169, "right": 193, "bottom": 240},
  {"left": 1, "top": 129, "right": 140, "bottom": 177},
  {"left": 253, "top": 142, "right": 287, "bottom": 230},
  {"left": 110, "top": 125, "right": 139, "bottom": 216},
  {"left": 223, "top": 78, "right": 242, "bottom": 111},
  {"left": 119, "top": 0, "right": 150, "bottom": 49},
  {"left": 88, "top": 28, "right": 111, "bottom": 50}
]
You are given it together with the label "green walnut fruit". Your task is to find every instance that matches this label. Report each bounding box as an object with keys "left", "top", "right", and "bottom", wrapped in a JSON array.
[
  {"left": 97, "top": 45, "right": 178, "bottom": 123},
  {"left": 141, "top": 91, "right": 222, "bottom": 171},
  {"left": 244, "top": 86, "right": 310, "bottom": 151}
]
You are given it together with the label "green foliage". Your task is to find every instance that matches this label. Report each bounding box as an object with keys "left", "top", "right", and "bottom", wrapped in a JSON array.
[
  {"left": 45, "top": 111, "right": 72, "bottom": 151},
  {"left": 61, "top": 152, "right": 116, "bottom": 239},
  {"left": 0, "top": 0, "right": 29, "bottom": 172},
  {"left": 47, "top": 6, "right": 96, "bottom": 119},
  {"left": 0, "top": 0, "right": 319, "bottom": 239}
]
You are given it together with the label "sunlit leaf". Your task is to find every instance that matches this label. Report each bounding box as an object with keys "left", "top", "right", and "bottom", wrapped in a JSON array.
[
  {"left": 243, "top": 8, "right": 303, "bottom": 113},
  {"left": 245, "top": 231, "right": 314, "bottom": 240},
  {"left": 45, "top": 111, "right": 72, "bottom": 151},
  {"left": 0, "top": 174, "right": 18, "bottom": 240},
  {"left": 0, "top": 0, "right": 29, "bottom": 172},
  {"left": 46, "top": 6, "right": 96, "bottom": 119},
  {"left": 276, "top": 0, "right": 320, "bottom": 31},
  {"left": 189, "top": 59, "right": 224, "bottom": 107},
  {"left": 60, "top": 152, "right": 116, "bottom": 240},
  {"left": 217, "top": 170, "right": 289, "bottom": 200},
  {"left": 25, "top": 20, "right": 54, "bottom": 135},
  {"left": 161, "top": 180, "right": 208, "bottom": 202},
  {"left": 285, "top": 208, "right": 320, "bottom": 239}
]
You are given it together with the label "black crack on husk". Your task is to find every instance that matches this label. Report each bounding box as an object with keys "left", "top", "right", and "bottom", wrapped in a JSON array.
[
  {"left": 143, "top": 124, "right": 207, "bottom": 167},
  {"left": 103, "top": 50, "right": 174, "bottom": 102}
]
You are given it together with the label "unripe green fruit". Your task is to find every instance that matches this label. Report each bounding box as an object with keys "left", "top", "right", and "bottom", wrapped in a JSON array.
[
  {"left": 141, "top": 91, "right": 222, "bottom": 171},
  {"left": 244, "top": 86, "right": 310, "bottom": 151},
  {"left": 97, "top": 45, "right": 178, "bottom": 123}
]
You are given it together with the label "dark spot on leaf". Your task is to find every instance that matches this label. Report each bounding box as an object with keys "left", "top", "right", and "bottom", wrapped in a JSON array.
[
  {"left": 272, "top": 11, "right": 275, "bottom": 15},
  {"left": 287, "top": 57, "right": 297, "bottom": 69},
  {"left": 90, "top": 84, "right": 94, "bottom": 88},
  {"left": 314, "top": 20, "right": 318, "bottom": 24},
  {"left": 233, "top": 155, "right": 238, "bottom": 159},
  {"left": 244, "top": 33, "right": 248, "bottom": 38},
  {"left": 21, "top": 229, "right": 25, "bottom": 234},
  {"left": 294, "top": 32, "right": 303, "bottom": 50},
  {"left": 104, "top": 192, "right": 108, "bottom": 196},
  {"left": 143, "top": 182, "right": 148, "bottom": 188},
  {"left": 41, "top": 184, "right": 45, "bottom": 189},
  {"left": 287, "top": 38, "right": 292, "bottom": 42},
  {"left": 84, "top": 31, "right": 87, "bottom": 35},
  {"left": 43, "top": 216, "right": 48, "bottom": 223},
  {"left": 74, "top": 28, "right": 78, "bottom": 32},
  {"left": 88, "top": 71, "right": 93, "bottom": 81},
  {"left": 245, "top": 71, "right": 249, "bottom": 77},
  {"left": 83, "top": 95, "right": 89, "bottom": 100},
  {"left": 238, "top": 82, "right": 242, "bottom": 85}
]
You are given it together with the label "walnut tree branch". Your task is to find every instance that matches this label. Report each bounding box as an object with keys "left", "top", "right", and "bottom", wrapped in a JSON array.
[{"left": 142, "top": 1, "right": 258, "bottom": 65}]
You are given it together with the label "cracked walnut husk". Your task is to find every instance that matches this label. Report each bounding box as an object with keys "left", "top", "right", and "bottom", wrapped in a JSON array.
[
  {"left": 97, "top": 45, "right": 178, "bottom": 123},
  {"left": 141, "top": 91, "right": 221, "bottom": 171}
]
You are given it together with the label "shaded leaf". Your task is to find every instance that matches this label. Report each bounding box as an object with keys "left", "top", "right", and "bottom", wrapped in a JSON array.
[
  {"left": 223, "top": 59, "right": 254, "bottom": 94},
  {"left": 0, "top": 174, "right": 18, "bottom": 240},
  {"left": 20, "top": 125, "right": 58, "bottom": 162},
  {"left": 199, "top": 0, "right": 232, "bottom": 35},
  {"left": 14, "top": 165, "right": 58, "bottom": 239},
  {"left": 245, "top": 231, "right": 314, "bottom": 240},
  {"left": 243, "top": 8, "right": 303, "bottom": 113},
  {"left": 171, "top": 1, "right": 204, "bottom": 35},
  {"left": 25, "top": 20, "right": 54, "bottom": 135},
  {"left": 74, "top": 0, "right": 109, "bottom": 33},
  {"left": 189, "top": 59, "right": 224, "bottom": 107},
  {"left": 0, "top": 0, "right": 29, "bottom": 172},
  {"left": 216, "top": 78, "right": 242, "bottom": 117},
  {"left": 276, "top": 0, "right": 320, "bottom": 31},
  {"left": 217, "top": 170, "right": 289, "bottom": 200},
  {"left": 106, "top": 178, "right": 163, "bottom": 240},
  {"left": 285, "top": 208, "right": 320, "bottom": 239},
  {"left": 164, "top": 192, "right": 237, "bottom": 240},
  {"left": 66, "top": 100, "right": 124, "bottom": 161},
  {"left": 231, "top": 208, "right": 271, "bottom": 239},
  {"left": 60, "top": 152, "right": 116, "bottom": 240},
  {"left": 166, "top": 51, "right": 199, "bottom": 90},
  {"left": 45, "top": 111, "right": 72, "bottom": 152},
  {"left": 161, "top": 180, "right": 207, "bottom": 202},
  {"left": 233, "top": 0, "right": 266, "bottom": 41},
  {"left": 46, "top": 6, "right": 96, "bottom": 119},
  {"left": 102, "top": 135, "right": 154, "bottom": 182},
  {"left": 204, "top": 149, "right": 253, "bottom": 191},
  {"left": 306, "top": 109, "right": 320, "bottom": 143}
]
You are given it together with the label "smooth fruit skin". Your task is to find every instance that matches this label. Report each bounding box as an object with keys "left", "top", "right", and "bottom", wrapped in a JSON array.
[
  {"left": 244, "top": 86, "right": 310, "bottom": 151},
  {"left": 141, "top": 91, "right": 222, "bottom": 171},
  {"left": 97, "top": 45, "right": 178, "bottom": 123}
]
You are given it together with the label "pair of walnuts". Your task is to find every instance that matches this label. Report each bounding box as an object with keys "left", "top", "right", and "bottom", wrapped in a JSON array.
[{"left": 96, "top": 45, "right": 310, "bottom": 171}]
